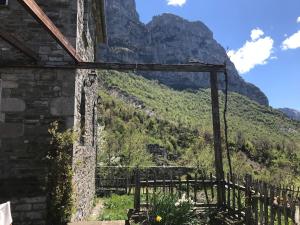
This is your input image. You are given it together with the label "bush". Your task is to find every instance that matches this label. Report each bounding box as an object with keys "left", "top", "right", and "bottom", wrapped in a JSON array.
[{"left": 147, "top": 193, "right": 197, "bottom": 225}]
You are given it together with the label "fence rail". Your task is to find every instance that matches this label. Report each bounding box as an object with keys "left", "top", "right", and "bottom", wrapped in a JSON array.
[{"left": 96, "top": 166, "right": 300, "bottom": 225}]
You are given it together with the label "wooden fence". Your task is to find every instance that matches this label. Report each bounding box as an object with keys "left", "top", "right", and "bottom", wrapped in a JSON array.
[{"left": 96, "top": 166, "right": 300, "bottom": 225}]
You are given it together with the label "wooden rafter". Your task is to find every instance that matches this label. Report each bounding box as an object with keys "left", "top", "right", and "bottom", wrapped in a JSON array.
[
  {"left": 0, "top": 28, "right": 39, "bottom": 61},
  {"left": 0, "top": 62, "right": 226, "bottom": 73},
  {"left": 17, "top": 0, "right": 82, "bottom": 62}
]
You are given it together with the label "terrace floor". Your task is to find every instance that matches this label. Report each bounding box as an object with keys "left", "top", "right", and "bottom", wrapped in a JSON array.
[{"left": 68, "top": 221, "right": 125, "bottom": 225}]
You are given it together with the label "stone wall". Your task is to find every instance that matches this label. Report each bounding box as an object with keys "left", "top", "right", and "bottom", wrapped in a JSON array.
[
  {"left": 0, "top": 0, "right": 99, "bottom": 224},
  {"left": 71, "top": 0, "right": 98, "bottom": 220},
  {"left": 0, "top": 68, "right": 76, "bottom": 225},
  {"left": 6, "top": 196, "right": 46, "bottom": 225},
  {"left": 0, "top": 0, "right": 77, "bottom": 64}
]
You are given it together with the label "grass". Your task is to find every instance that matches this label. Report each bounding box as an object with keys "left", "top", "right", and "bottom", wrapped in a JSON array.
[{"left": 97, "top": 194, "right": 134, "bottom": 221}]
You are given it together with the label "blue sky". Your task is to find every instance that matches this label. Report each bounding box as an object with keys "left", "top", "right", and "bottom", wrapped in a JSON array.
[{"left": 135, "top": 0, "right": 300, "bottom": 110}]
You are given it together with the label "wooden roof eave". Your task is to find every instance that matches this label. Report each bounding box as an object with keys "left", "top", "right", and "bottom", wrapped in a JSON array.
[{"left": 93, "top": 0, "right": 107, "bottom": 44}]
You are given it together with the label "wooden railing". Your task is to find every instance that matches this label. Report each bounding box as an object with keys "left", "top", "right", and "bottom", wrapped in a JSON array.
[{"left": 96, "top": 166, "right": 300, "bottom": 225}]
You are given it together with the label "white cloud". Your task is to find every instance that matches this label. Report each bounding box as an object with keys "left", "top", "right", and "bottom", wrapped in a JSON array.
[
  {"left": 167, "top": 0, "right": 187, "bottom": 7},
  {"left": 251, "top": 28, "right": 264, "bottom": 41},
  {"left": 281, "top": 30, "right": 300, "bottom": 50},
  {"left": 297, "top": 17, "right": 300, "bottom": 23},
  {"left": 227, "top": 29, "right": 274, "bottom": 74}
]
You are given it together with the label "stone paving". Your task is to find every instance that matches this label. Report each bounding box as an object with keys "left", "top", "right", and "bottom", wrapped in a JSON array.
[{"left": 68, "top": 221, "right": 125, "bottom": 225}]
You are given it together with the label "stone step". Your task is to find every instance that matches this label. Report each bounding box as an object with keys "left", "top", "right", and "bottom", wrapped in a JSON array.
[{"left": 68, "top": 221, "right": 125, "bottom": 225}]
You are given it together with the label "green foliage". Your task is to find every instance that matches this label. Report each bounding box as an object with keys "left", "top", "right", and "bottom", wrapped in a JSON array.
[
  {"left": 97, "top": 70, "right": 300, "bottom": 183},
  {"left": 181, "top": 136, "right": 214, "bottom": 174},
  {"left": 148, "top": 193, "right": 197, "bottom": 225},
  {"left": 47, "top": 121, "right": 77, "bottom": 225},
  {"left": 97, "top": 194, "right": 134, "bottom": 221}
]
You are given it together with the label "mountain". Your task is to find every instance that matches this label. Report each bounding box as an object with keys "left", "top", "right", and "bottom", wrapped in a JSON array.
[
  {"left": 279, "top": 108, "right": 300, "bottom": 121},
  {"left": 98, "top": 0, "right": 269, "bottom": 106},
  {"left": 97, "top": 70, "right": 300, "bottom": 185}
]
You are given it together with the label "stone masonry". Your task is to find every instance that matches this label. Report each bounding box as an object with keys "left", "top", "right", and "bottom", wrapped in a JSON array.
[{"left": 0, "top": 0, "right": 105, "bottom": 224}]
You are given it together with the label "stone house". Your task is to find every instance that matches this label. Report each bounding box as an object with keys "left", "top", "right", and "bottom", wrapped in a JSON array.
[{"left": 0, "top": 0, "right": 106, "bottom": 224}]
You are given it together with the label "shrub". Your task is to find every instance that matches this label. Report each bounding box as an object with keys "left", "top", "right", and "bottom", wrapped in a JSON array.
[{"left": 147, "top": 193, "right": 197, "bottom": 225}]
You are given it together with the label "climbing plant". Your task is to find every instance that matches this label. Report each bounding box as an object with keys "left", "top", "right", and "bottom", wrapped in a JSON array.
[{"left": 47, "top": 121, "right": 78, "bottom": 225}]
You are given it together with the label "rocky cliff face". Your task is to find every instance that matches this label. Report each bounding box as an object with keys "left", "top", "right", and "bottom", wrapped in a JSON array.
[
  {"left": 98, "top": 0, "right": 269, "bottom": 105},
  {"left": 278, "top": 108, "right": 300, "bottom": 121}
]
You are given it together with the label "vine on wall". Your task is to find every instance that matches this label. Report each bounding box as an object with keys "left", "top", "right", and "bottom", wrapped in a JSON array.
[{"left": 47, "top": 121, "right": 78, "bottom": 225}]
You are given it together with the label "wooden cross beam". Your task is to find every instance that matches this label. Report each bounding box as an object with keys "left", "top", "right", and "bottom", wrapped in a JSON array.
[
  {"left": 0, "top": 62, "right": 226, "bottom": 73},
  {"left": 17, "top": 0, "right": 82, "bottom": 62},
  {"left": 0, "top": 29, "right": 39, "bottom": 61}
]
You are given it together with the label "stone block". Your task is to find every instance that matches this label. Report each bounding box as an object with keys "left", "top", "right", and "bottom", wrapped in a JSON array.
[
  {"left": 1, "top": 98, "right": 26, "bottom": 112},
  {"left": 2, "top": 81, "right": 18, "bottom": 89},
  {"left": 25, "top": 211, "right": 44, "bottom": 220},
  {"left": 0, "top": 113, "right": 5, "bottom": 122},
  {"left": 32, "top": 203, "right": 46, "bottom": 210},
  {"left": 0, "top": 122, "right": 24, "bottom": 138},
  {"left": 50, "top": 97, "right": 74, "bottom": 116},
  {"left": 24, "top": 196, "right": 46, "bottom": 204},
  {"left": 15, "top": 203, "right": 32, "bottom": 211}
]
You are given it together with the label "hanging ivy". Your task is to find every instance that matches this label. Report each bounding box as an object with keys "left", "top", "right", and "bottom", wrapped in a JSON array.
[{"left": 47, "top": 121, "right": 78, "bottom": 225}]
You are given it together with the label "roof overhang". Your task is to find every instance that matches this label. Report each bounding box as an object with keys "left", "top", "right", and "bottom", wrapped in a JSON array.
[{"left": 93, "top": 0, "right": 107, "bottom": 44}]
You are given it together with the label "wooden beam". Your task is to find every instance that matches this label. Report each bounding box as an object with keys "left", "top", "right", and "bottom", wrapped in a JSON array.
[
  {"left": 17, "top": 0, "right": 82, "bottom": 62},
  {"left": 0, "top": 62, "right": 226, "bottom": 73},
  {"left": 210, "top": 71, "right": 225, "bottom": 207},
  {"left": 0, "top": 28, "right": 39, "bottom": 61}
]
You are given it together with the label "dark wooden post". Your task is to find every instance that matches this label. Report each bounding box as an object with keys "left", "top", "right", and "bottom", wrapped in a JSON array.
[
  {"left": 210, "top": 71, "right": 225, "bottom": 207},
  {"left": 245, "top": 174, "right": 253, "bottom": 225},
  {"left": 134, "top": 168, "right": 141, "bottom": 212}
]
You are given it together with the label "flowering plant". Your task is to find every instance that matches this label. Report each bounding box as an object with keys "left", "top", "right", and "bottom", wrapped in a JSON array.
[{"left": 147, "top": 193, "right": 197, "bottom": 225}]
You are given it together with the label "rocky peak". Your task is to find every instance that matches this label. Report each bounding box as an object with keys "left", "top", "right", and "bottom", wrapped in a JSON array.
[
  {"left": 278, "top": 108, "right": 300, "bottom": 121},
  {"left": 99, "top": 0, "right": 269, "bottom": 106},
  {"left": 107, "top": 0, "right": 139, "bottom": 20},
  {"left": 148, "top": 13, "right": 213, "bottom": 40}
]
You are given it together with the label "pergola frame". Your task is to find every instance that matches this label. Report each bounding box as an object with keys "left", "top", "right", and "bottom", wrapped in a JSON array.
[
  {"left": 0, "top": 0, "right": 227, "bottom": 207},
  {"left": 0, "top": 62, "right": 227, "bottom": 207}
]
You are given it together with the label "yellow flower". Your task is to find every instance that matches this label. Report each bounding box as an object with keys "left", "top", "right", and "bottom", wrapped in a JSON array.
[{"left": 155, "top": 215, "right": 162, "bottom": 223}]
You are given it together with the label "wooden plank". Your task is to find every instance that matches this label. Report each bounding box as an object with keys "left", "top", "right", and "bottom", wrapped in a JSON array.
[
  {"left": 187, "top": 175, "right": 190, "bottom": 198},
  {"left": 0, "top": 61, "right": 226, "bottom": 72},
  {"left": 253, "top": 187, "right": 258, "bottom": 225},
  {"left": 277, "top": 187, "right": 282, "bottom": 225},
  {"left": 163, "top": 170, "right": 166, "bottom": 193},
  {"left": 264, "top": 183, "right": 269, "bottom": 225},
  {"left": 154, "top": 171, "right": 157, "bottom": 193},
  {"left": 232, "top": 175, "right": 236, "bottom": 213},
  {"left": 134, "top": 168, "right": 141, "bottom": 211},
  {"left": 270, "top": 186, "right": 275, "bottom": 225},
  {"left": 245, "top": 175, "right": 252, "bottom": 225},
  {"left": 283, "top": 191, "right": 288, "bottom": 225},
  {"left": 237, "top": 177, "right": 242, "bottom": 217},
  {"left": 0, "top": 28, "right": 39, "bottom": 61},
  {"left": 146, "top": 170, "right": 149, "bottom": 208},
  {"left": 194, "top": 173, "right": 198, "bottom": 203},
  {"left": 210, "top": 173, "right": 215, "bottom": 202},
  {"left": 210, "top": 71, "right": 225, "bottom": 207},
  {"left": 17, "top": 0, "right": 82, "bottom": 62},
  {"left": 227, "top": 173, "right": 231, "bottom": 210},
  {"left": 170, "top": 170, "right": 173, "bottom": 194},
  {"left": 203, "top": 176, "right": 209, "bottom": 205},
  {"left": 259, "top": 182, "right": 264, "bottom": 225},
  {"left": 178, "top": 176, "right": 182, "bottom": 198}
]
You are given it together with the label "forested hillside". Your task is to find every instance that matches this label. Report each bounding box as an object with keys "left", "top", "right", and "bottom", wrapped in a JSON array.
[{"left": 97, "top": 70, "right": 300, "bottom": 185}]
